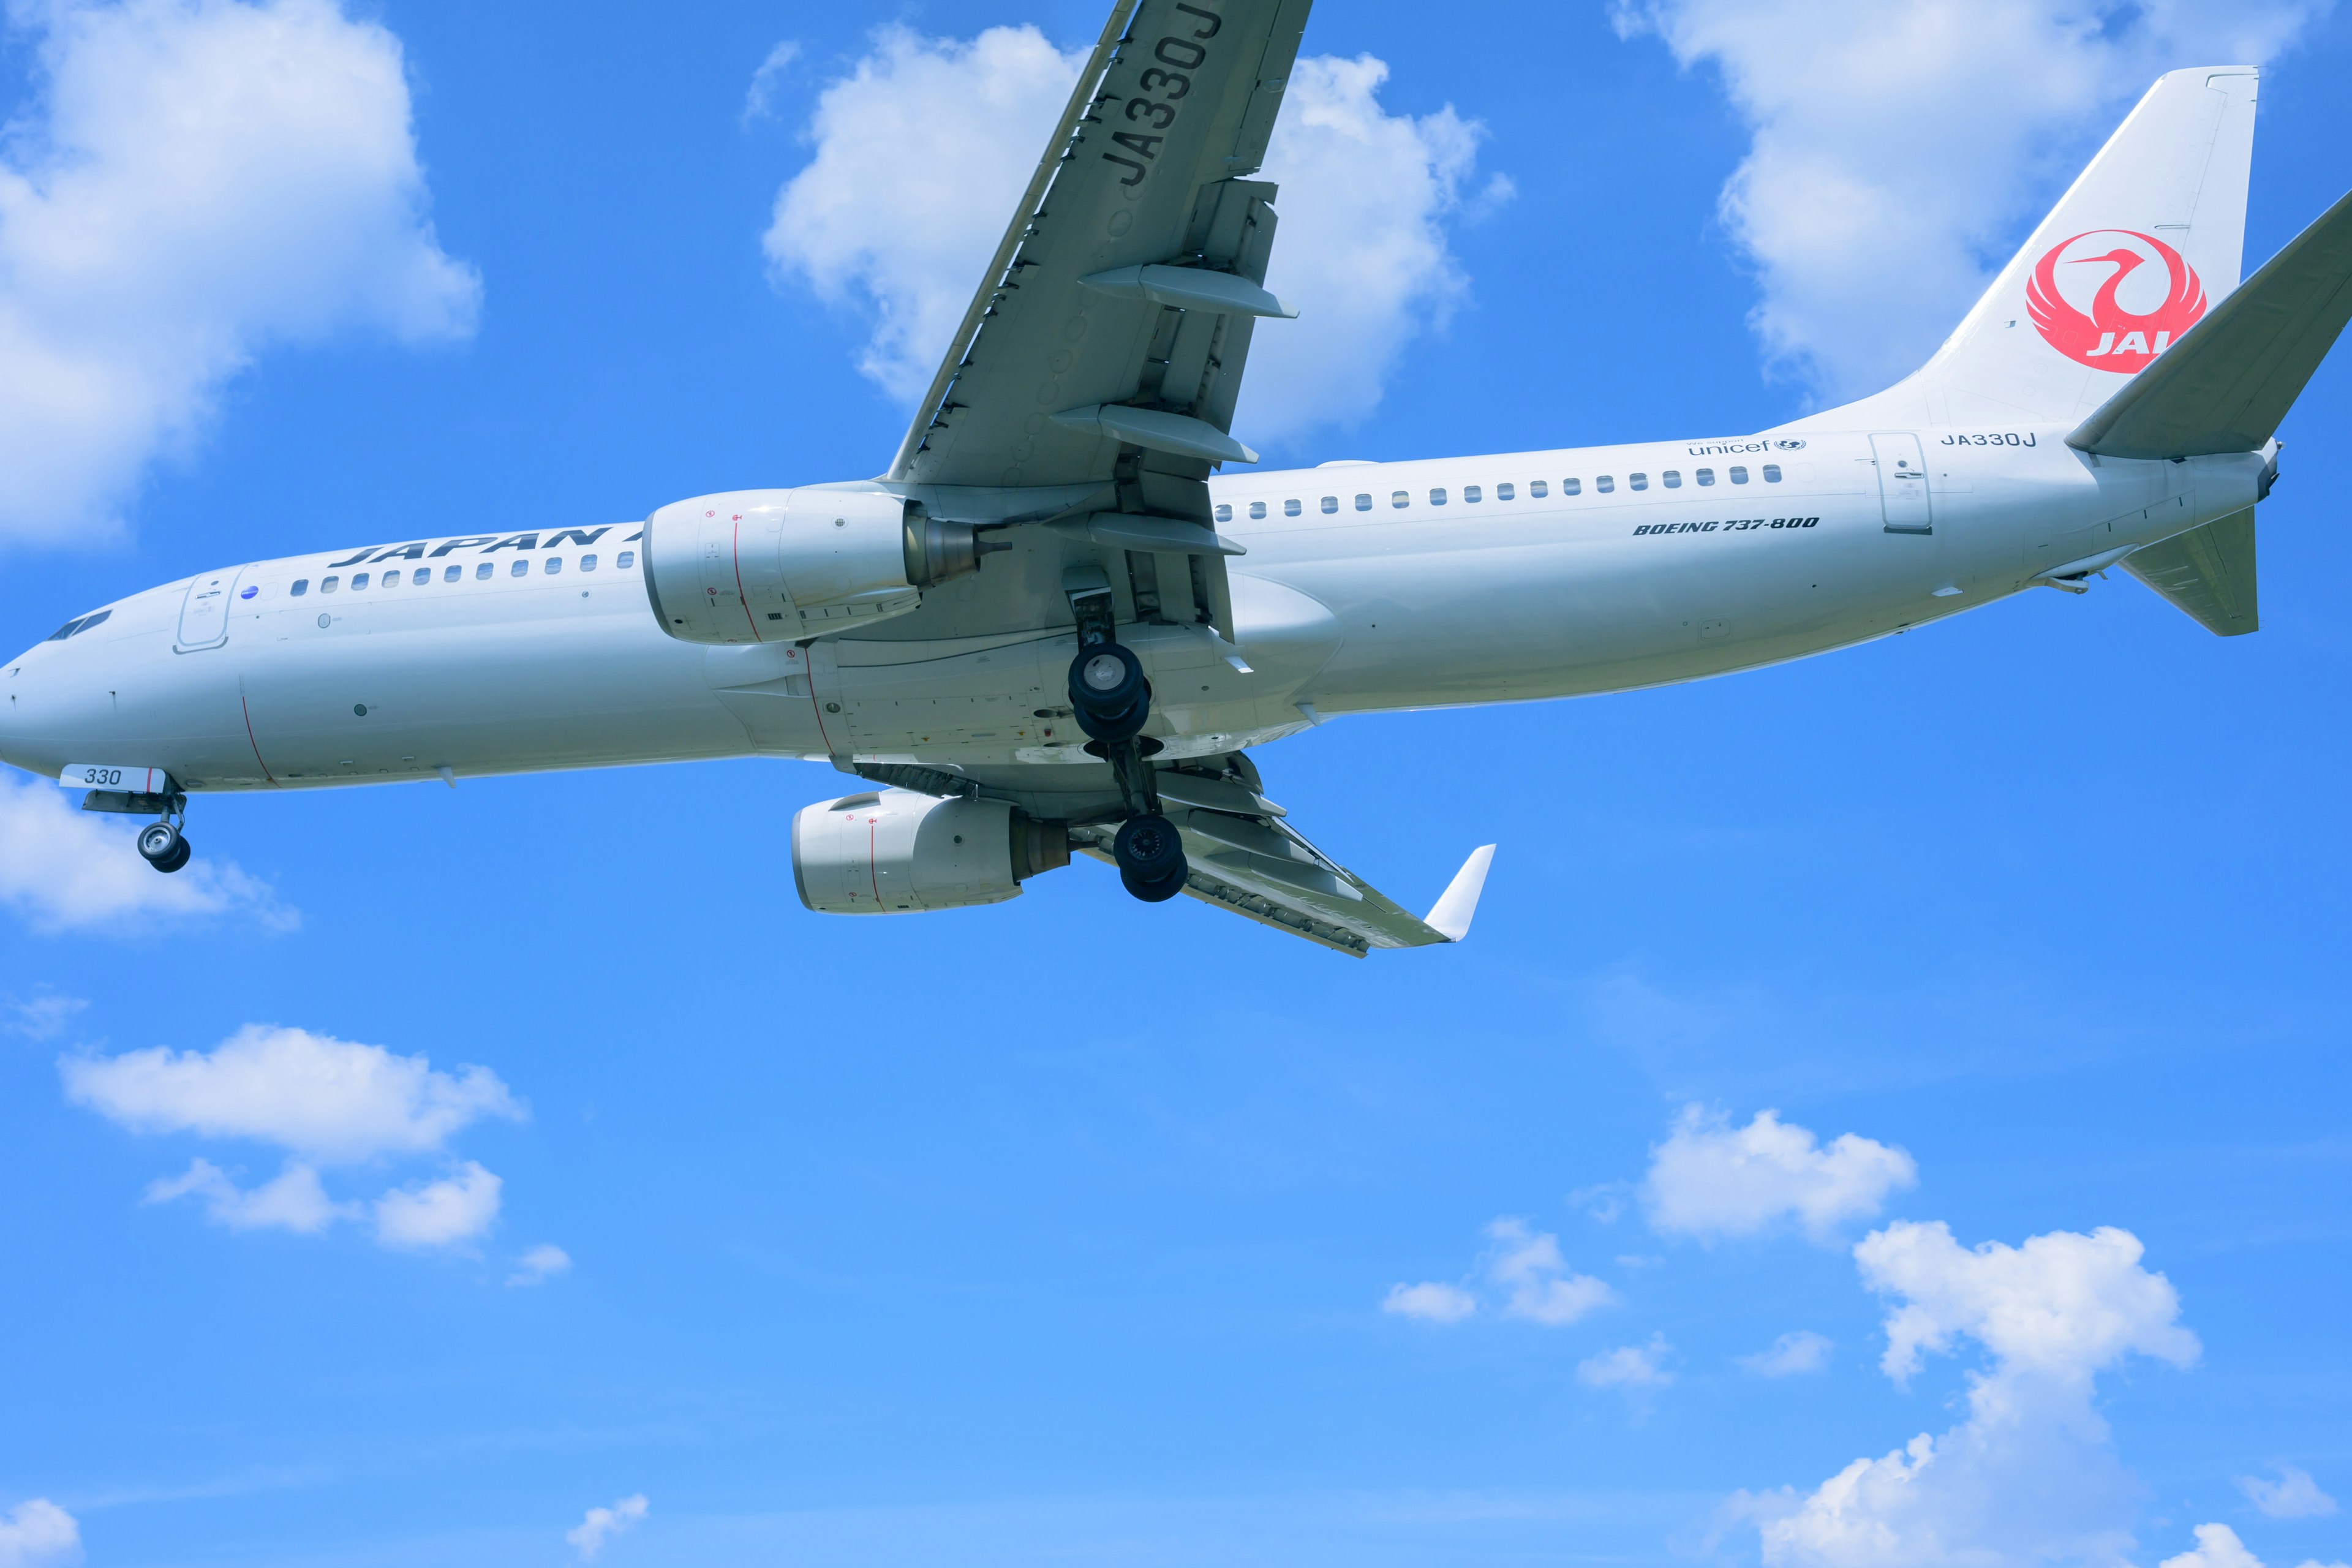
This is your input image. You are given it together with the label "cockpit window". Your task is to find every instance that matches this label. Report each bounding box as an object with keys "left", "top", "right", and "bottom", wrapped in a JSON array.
[{"left": 47, "top": 609, "right": 114, "bottom": 641}]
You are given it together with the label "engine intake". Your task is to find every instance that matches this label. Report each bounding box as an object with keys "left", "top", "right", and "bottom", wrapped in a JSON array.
[
  {"left": 793, "top": 789, "right": 1071, "bottom": 915},
  {"left": 642, "top": 488, "right": 995, "bottom": 645}
]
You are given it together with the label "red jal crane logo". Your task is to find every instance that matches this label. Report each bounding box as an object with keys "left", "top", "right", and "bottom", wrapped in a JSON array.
[{"left": 2027, "top": 229, "right": 2206, "bottom": 372}]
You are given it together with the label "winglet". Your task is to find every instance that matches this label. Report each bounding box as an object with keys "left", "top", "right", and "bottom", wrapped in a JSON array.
[{"left": 1425, "top": 845, "right": 1496, "bottom": 943}]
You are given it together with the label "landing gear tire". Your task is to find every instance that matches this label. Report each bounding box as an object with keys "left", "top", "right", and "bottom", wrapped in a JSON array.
[
  {"left": 1113, "top": 813, "right": 1188, "bottom": 902},
  {"left": 137, "top": 821, "right": 189, "bottom": 873},
  {"left": 1120, "top": 865, "right": 1188, "bottom": 903},
  {"left": 1068, "top": 643, "right": 1151, "bottom": 744}
]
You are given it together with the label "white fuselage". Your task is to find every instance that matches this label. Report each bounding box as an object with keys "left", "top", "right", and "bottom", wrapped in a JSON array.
[{"left": 0, "top": 426, "right": 2264, "bottom": 796}]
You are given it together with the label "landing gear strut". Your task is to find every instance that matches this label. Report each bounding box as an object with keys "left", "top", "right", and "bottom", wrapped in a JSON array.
[
  {"left": 1066, "top": 576, "right": 1188, "bottom": 903},
  {"left": 137, "top": 817, "right": 191, "bottom": 875}
]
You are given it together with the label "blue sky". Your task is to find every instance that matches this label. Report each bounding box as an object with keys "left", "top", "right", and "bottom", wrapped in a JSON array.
[{"left": 2, "top": 2, "right": 2350, "bottom": 1566}]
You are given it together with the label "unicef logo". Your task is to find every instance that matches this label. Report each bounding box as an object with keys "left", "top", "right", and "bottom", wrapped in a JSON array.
[{"left": 1773, "top": 439, "right": 1806, "bottom": 451}]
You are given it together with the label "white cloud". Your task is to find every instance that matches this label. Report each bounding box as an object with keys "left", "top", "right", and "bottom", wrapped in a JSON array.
[
  {"left": 67, "top": 1023, "right": 520, "bottom": 1253},
  {"left": 1578, "top": 1334, "right": 1675, "bottom": 1390},
  {"left": 1644, "top": 1106, "right": 1916, "bottom": 1243},
  {"left": 2166, "top": 1525, "right": 2267, "bottom": 1568},
  {"left": 741, "top": 39, "right": 801, "bottom": 126},
  {"left": 764, "top": 24, "right": 1087, "bottom": 402},
  {"left": 761, "top": 28, "right": 1502, "bottom": 445},
  {"left": 1238, "top": 53, "right": 1504, "bottom": 441},
  {"left": 1485, "top": 1218, "right": 1616, "bottom": 1326},
  {"left": 0, "top": 772, "right": 294, "bottom": 933},
  {"left": 0, "top": 1498, "right": 80, "bottom": 1568},
  {"left": 508, "top": 1242, "right": 573, "bottom": 1287},
  {"left": 62, "top": 1023, "right": 521, "bottom": 1163},
  {"left": 0, "top": 0, "right": 478, "bottom": 544},
  {"left": 3, "top": 990, "right": 87, "bottom": 1039},
  {"left": 1381, "top": 1217, "right": 1615, "bottom": 1328},
  {"left": 1381, "top": 1281, "right": 1475, "bottom": 1323},
  {"left": 372, "top": 1161, "right": 500, "bottom": 1250},
  {"left": 1735, "top": 1219, "right": 2198, "bottom": 1567},
  {"left": 1740, "top": 1329, "right": 1833, "bottom": 1378},
  {"left": 566, "top": 1493, "right": 648, "bottom": 1561},
  {"left": 2241, "top": 1467, "right": 2339, "bottom": 1521},
  {"left": 145, "top": 1156, "right": 345, "bottom": 1233},
  {"left": 1613, "top": 0, "right": 2329, "bottom": 401}
]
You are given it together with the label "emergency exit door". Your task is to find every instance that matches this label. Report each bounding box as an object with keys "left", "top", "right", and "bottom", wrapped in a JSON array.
[{"left": 1871, "top": 433, "right": 1933, "bottom": 534}]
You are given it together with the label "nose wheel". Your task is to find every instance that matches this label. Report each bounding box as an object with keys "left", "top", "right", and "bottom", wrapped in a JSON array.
[{"left": 137, "top": 818, "right": 191, "bottom": 875}]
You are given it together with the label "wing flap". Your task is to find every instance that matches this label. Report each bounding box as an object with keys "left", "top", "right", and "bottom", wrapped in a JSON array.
[{"left": 2122, "top": 508, "right": 2259, "bottom": 635}]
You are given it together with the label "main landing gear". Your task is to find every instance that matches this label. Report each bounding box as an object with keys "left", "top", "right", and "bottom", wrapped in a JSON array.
[
  {"left": 137, "top": 817, "right": 192, "bottom": 875},
  {"left": 1065, "top": 582, "right": 1189, "bottom": 904}
]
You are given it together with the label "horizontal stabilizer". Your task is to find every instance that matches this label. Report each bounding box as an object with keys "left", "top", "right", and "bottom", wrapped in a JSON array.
[
  {"left": 2122, "top": 508, "right": 2259, "bottom": 635},
  {"left": 2071, "top": 187, "right": 2352, "bottom": 458}
]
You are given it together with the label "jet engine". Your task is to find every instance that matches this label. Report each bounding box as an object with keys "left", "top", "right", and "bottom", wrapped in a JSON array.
[
  {"left": 641, "top": 487, "right": 997, "bottom": 645},
  {"left": 792, "top": 788, "right": 1071, "bottom": 915}
]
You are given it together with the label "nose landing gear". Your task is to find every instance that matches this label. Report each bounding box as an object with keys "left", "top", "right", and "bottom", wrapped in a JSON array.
[{"left": 137, "top": 818, "right": 192, "bottom": 875}]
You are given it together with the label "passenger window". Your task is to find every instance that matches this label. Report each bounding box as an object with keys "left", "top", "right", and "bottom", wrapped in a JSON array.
[
  {"left": 322, "top": 576, "right": 339, "bottom": 593},
  {"left": 1696, "top": 468, "right": 1716, "bottom": 486},
  {"left": 1763, "top": 464, "right": 1784, "bottom": 483},
  {"left": 413, "top": 568, "right": 431, "bottom": 586},
  {"left": 1250, "top": 501, "right": 1267, "bottom": 520},
  {"left": 1662, "top": 471, "right": 1682, "bottom": 489},
  {"left": 1392, "top": 491, "right": 1409, "bottom": 508},
  {"left": 1430, "top": 488, "right": 1448, "bottom": 505},
  {"left": 581, "top": 554, "right": 598, "bottom": 571},
  {"left": 1730, "top": 466, "right": 1749, "bottom": 484},
  {"left": 1629, "top": 473, "right": 1649, "bottom": 491},
  {"left": 1497, "top": 483, "right": 1515, "bottom": 500},
  {"left": 1355, "top": 494, "right": 1372, "bottom": 511},
  {"left": 545, "top": 557, "right": 562, "bottom": 574},
  {"left": 1531, "top": 480, "right": 1549, "bottom": 498},
  {"left": 1321, "top": 496, "right": 1338, "bottom": 514},
  {"left": 510, "top": 560, "right": 528, "bottom": 578},
  {"left": 1464, "top": 485, "right": 1483, "bottom": 503},
  {"left": 476, "top": 562, "right": 494, "bottom": 580},
  {"left": 352, "top": 572, "right": 370, "bottom": 590},
  {"left": 1284, "top": 498, "right": 1302, "bottom": 517},
  {"left": 1595, "top": 476, "right": 1614, "bottom": 494},
  {"left": 1215, "top": 503, "right": 1232, "bottom": 522},
  {"left": 443, "top": 565, "right": 461, "bottom": 582},
  {"left": 617, "top": 550, "right": 635, "bottom": 570},
  {"left": 290, "top": 579, "right": 309, "bottom": 597}
]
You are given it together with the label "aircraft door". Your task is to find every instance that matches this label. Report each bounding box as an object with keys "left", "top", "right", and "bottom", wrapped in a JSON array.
[
  {"left": 175, "top": 565, "right": 251, "bottom": 652},
  {"left": 1870, "top": 433, "right": 1933, "bottom": 533}
]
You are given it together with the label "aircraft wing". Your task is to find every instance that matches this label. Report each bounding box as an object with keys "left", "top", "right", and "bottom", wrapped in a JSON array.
[
  {"left": 878, "top": 0, "right": 1313, "bottom": 640},
  {"left": 1080, "top": 769, "right": 1496, "bottom": 957}
]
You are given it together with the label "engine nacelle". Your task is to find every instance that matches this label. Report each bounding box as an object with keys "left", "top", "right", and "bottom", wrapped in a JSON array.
[
  {"left": 792, "top": 788, "right": 1071, "bottom": 915},
  {"left": 642, "top": 487, "right": 994, "bottom": 645}
]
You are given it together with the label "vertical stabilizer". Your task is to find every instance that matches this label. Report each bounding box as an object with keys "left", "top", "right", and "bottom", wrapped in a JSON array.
[{"left": 1819, "top": 68, "right": 2259, "bottom": 428}]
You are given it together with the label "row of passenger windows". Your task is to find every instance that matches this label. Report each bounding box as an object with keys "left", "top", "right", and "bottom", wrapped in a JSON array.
[
  {"left": 287, "top": 551, "right": 635, "bottom": 597},
  {"left": 1214, "top": 465, "right": 1784, "bottom": 522}
]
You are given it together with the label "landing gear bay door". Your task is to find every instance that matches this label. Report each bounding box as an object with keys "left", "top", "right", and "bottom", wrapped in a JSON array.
[{"left": 876, "top": 0, "right": 1312, "bottom": 646}]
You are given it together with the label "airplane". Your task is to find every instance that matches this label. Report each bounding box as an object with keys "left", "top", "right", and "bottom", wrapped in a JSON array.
[{"left": 7, "top": 2, "right": 2351, "bottom": 957}]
